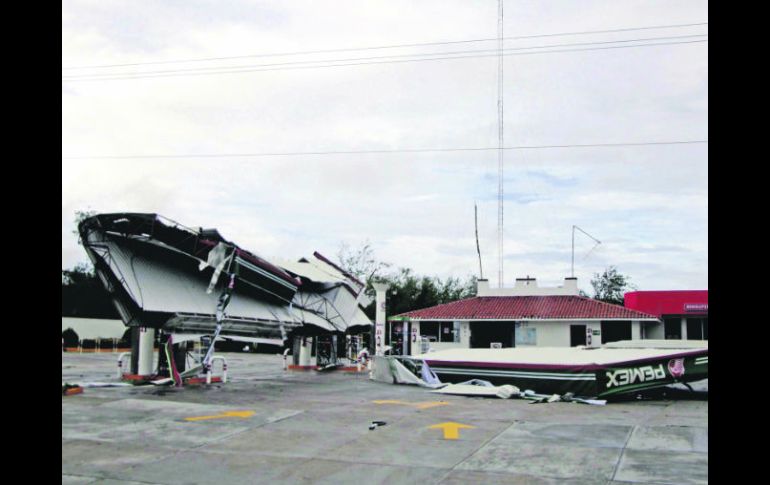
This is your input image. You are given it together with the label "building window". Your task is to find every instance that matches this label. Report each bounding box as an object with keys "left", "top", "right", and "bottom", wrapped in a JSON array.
[
  {"left": 664, "top": 317, "right": 682, "bottom": 339},
  {"left": 515, "top": 322, "right": 537, "bottom": 345},
  {"left": 420, "top": 321, "right": 457, "bottom": 343},
  {"left": 420, "top": 322, "right": 439, "bottom": 342}
]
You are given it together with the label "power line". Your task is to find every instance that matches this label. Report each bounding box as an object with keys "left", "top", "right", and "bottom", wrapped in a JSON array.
[
  {"left": 62, "top": 38, "right": 708, "bottom": 82},
  {"left": 62, "top": 34, "right": 707, "bottom": 80},
  {"left": 62, "top": 22, "right": 708, "bottom": 70},
  {"left": 62, "top": 140, "right": 708, "bottom": 160}
]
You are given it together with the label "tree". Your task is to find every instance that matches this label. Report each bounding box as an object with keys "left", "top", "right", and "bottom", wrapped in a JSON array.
[
  {"left": 61, "top": 264, "right": 119, "bottom": 318},
  {"left": 590, "top": 266, "right": 636, "bottom": 305},
  {"left": 70, "top": 209, "right": 98, "bottom": 274},
  {"left": 336, "top": 243, "right": 477, "bottom": 319},
  {"left": 72, "top": 209, "right": 97, "bottom": 242}
]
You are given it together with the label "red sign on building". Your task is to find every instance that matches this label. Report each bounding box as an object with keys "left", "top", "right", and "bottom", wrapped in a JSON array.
[{"left": 624, "top": 290, "right": 708, "bottom": 317}]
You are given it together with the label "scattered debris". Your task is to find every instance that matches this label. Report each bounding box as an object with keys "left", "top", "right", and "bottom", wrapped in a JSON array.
[
  {"left": 520, "top": 390, "right": 606, "bottom": 405},
  {"left": 369, "top": 421, "right": 387, "bottom": 430},
  {"left": 431, "top": 379, "right": 519, "bottom": 399},
  {"left": 73, "top": 382, "right": 133, "bottom": 388},
  {"left": 62, "top": 384, "right": 83, "bottom": 396},
  {"left": 370, "top": 356, "right": 446, "bottom": 389},
  {"left": 560, "top": 392, "right": 607, "bottom": 406}
]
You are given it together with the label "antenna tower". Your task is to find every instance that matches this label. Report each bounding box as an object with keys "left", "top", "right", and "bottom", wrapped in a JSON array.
[{"left": 497, "top": 0, "right": 504, "bottom": 288}]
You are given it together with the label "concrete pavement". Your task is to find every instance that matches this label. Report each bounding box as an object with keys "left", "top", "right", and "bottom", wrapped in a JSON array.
[{"left": 62, "top": 352, "right": 708, "bottom": 484}]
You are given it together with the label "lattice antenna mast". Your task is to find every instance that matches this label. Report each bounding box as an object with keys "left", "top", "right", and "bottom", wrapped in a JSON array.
[
  {"left": 497, "top": 0, "right": 505, "bottom": 288},
  {"left": 571, "top": 225, "right": 602, "bottom": 277}
]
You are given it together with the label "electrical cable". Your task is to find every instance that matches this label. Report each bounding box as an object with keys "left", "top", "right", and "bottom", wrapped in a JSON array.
[
  {"left": 62, "top": 34, "right": 706, "bottom": 80},
  {"left": 62, "top": 22, "right": 708, "bottom": 70},
  {"left": 62, "top": 140, "right": 709, "bottom": 160},
  {"left": 62, "top": 39, "right": 708, "bottom": 82}
]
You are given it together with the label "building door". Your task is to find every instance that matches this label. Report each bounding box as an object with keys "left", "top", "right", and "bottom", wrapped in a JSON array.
[
  {"left": 664, "top": 317, "right": 682, "bottom": 339},
  {"left": 601, "top": 321, "right": 632, "bottom": 344},
  {"left": 570, "top": 325, "right": 587, "bottom": 347},
  {"left": 686, "top": 318, "right": 708, "bottom": 340},
  {"left": 470, "top": 321, "right": 515, "bottom": 348}
]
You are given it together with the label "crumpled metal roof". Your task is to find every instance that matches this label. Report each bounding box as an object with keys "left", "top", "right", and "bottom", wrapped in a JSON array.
[{"left": 79, "top": 212, "right": 372, "bottom": 338}]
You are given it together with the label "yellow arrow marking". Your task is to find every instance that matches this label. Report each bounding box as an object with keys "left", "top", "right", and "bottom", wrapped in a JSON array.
[
  {"left": 184, "top": 410, "right": 255, "bottom": 422},
  {"left": 428, "top": 422, "right": 475, "bottom": 440},
  {"left": 372, "top": 400, "right": 448, "bottom": 409}
]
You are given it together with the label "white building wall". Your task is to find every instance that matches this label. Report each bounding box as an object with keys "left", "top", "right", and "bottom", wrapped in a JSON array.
[
  {"left": 410, "top": 321, "right": 420, "bottom": 354},
  {"left": 409, "top": 318, "right": 654, "bottom": 353},
  {"left": 426, "top": 342, "right": 465, "bottom": 353},
  {"left": 529, "top": 321, "right": 571, "bottom": 347},
  {"left": 477, "top": 278, "right": 579, "bottom": 296}
]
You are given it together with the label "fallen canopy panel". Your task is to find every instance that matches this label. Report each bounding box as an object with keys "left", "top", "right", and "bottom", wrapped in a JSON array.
[
  {"left": 77, "top": 213, "right": 341, "bottom": 338},
  {"left": 422, "top": 346, "right": 708, "bottom": 398},
  {"left": 276, "top": 253, "right": 373, "bottom": 335}
]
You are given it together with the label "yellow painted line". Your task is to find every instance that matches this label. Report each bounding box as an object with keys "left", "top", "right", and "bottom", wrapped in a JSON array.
[
  {"left": 184, "top": 410, "right": 256, "bottom": 422},
  {"left": 413, "top": 402, "right": 449, "bottom": 409},
  {"left": 427, "top": 421, "right": 475, "bottom": 440}
]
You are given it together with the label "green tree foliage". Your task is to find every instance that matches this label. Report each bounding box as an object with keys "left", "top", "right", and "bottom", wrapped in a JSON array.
[
  {"left": 590, "top": 266, "right": 636, "bottom": 305},
  {"left": 368, "top": 269, "right": 477, "bottom": 319},
  {"left": 337, "top": 242, "right": 477, "bottom": 319},
  {"left": 61, "top": 264, "right": 119, "bottom": 318},
  {"left": 72, "top": 209, "right": 97, "bottom": 241},
  {"left": 62, "top": 210, "right": 117, "bottom": 318}
]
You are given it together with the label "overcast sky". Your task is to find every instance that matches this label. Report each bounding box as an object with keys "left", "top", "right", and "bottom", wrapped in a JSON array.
[{"left": 62, "top": 0, "right": 708, "bottom": 293}]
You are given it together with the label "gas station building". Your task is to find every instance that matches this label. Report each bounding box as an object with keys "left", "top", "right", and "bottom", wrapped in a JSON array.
[
  {"left": 623, "top": 290, "right": 708, "bottom": 341},
  {"left": 387, "top": 277, "right": 661, "bottom": 356}
]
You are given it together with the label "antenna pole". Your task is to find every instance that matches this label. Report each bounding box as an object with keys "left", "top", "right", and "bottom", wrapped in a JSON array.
[
  {"left": 497, "top": 0, "right": 504, "bottom": 288},
  {"left": 572, "top": 225, "right": 601, "bottom": 277},
  {"left": 572, "top": 224, "right": 575, "bottom": 278},
  {"left": 475, "top": 202, "right": 483, "bottom": 279}
]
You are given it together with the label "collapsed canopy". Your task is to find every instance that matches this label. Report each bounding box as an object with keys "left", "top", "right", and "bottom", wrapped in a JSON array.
[{"left": 79, "top": 213, "right": 372, "bottom": 341}]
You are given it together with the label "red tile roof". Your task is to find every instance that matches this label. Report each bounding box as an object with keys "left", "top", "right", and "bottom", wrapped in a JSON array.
[{"left": 393, "top": 295, "right": 658, "bottom": 320}]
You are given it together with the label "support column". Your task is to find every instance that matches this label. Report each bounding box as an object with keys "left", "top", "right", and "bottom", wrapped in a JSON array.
[
  {"left": 681, "top": 317, "right": 688, "bottom": 340},
  {"left": 411, "top": 321, "right": 421, "bottom": 355},
  {"left": 130, "top": 327, "right": 140, "bottom": 373},
  {"left": 298, "top": 337, "right": 313, "bottom": 367},
  {"left": 372, "top": 283, "right": 390, "bottom": 356},
  {"left": 460, "top": 322, "right": 471, "bottom": 348},
  {"left": 631, "top": 320, "right": 641, "bottom": 341},
  {"left": 137, "top": 327, "right": 156, "bottom": 376}
]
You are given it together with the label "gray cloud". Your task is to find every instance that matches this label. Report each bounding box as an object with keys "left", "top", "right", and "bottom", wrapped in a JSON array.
[{"left": 62, "top": 0, "right": 707, "bottom": 292}]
